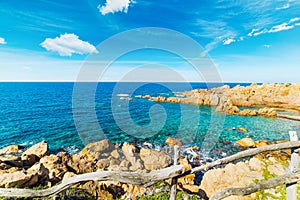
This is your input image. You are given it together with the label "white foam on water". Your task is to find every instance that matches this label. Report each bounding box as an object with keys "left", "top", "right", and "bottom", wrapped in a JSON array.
[{"left": 117, "top": 94, "right": 129, "bottom": 97}]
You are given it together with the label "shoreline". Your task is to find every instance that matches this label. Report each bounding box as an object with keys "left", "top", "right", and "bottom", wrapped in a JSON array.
[{"left": 0, "top": 136, "right": 296, "bottom": 199}]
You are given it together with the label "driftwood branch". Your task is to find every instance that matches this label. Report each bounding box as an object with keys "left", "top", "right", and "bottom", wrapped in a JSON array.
[
  {"left": 0, "top": 165, "right": 183, "bottom": 198},
  {"left": 190, "top": 141, "right": 300, "bottom": 174},
  {"left": 210, "top": 170, "right": 300, "bottom": 200}
]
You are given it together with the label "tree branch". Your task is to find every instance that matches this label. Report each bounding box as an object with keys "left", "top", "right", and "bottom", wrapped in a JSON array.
[
  {"left": 191, "top": 141, "right": 300, "bottom": 174},
  {"left": 210, "top": 170, "right": 300, "bottom": 200},
  {"left": 0, "top": 165, "right": 183, "bottom": 198}
]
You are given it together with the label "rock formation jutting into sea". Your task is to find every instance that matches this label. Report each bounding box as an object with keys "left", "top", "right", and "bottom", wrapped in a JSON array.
[{"left": 144, "top": 83, "right": 300, "bottom": 120}]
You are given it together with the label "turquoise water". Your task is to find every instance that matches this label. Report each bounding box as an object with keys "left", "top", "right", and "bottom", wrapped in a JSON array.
[{"left": 0, "top": 82, "right": 299, "bottom": 155}]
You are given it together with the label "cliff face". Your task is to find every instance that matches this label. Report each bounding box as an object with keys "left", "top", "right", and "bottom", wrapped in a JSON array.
[{"left": 149, "top": 83, "right": 300, "bottom": 118}]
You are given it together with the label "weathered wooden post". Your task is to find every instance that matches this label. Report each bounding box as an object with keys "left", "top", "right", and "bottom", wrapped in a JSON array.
[
  {"left": 170, "top": 145, "right": 180, "bottom": 200},
  {"left": 287, "top": 131, "right": 299, "bottom": 200}
]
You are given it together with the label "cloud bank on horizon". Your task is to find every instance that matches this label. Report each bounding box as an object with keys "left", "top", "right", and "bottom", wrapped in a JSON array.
[{"left": 0, "top": 0, "right": 299, "bottom": 82}]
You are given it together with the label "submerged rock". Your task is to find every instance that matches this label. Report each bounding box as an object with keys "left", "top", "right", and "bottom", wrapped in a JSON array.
[
  {"left": 120, "top": 97, "right": 133, "bottom": 101},
  {"left": 237, "top": 127, "right": 247, "bottom": 133},
  {"left": 236, "top": 137, "right": 255, "bottom": 148}
]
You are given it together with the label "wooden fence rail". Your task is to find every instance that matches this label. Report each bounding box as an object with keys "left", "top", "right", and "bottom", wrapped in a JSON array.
[{"left": 0, "top": 141, "right": 300, "bottom": 199}]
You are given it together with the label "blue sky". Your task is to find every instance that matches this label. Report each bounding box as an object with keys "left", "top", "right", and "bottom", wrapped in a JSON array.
[{"left": 0, "top": 0, "right": 299, "bottom": 82}]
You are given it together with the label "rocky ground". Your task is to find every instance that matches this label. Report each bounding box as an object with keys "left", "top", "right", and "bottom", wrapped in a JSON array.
[
  {"left": 0, "top": 136, "right": 295, "bottom": 200},
  {"left": 141, "top": 83, "right": 300, "bottom": 119}
]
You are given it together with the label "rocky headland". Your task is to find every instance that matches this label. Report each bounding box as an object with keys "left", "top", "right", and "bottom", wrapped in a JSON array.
[
  {"left": 0, "top": 137, "right": 296, "bottom": 199},
  {"left": 143, "top": 83, "right": 300, "bottom": 120}
]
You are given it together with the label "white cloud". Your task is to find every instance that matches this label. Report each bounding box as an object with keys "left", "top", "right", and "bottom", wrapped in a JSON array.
[
  {"left": 223, "top": 38, "right": 235, "bottom": 45},
  {"left": 268, "top": 22, "right": 294, "bottom": 33},
  {"left": 276, "top": 3, "right": 290, "bottom": 10},
  {"left": 290, "top": 17, "right": 300, "bottom": 23},
  {"left": 263, "top": 44, "right": 272, "bottom": 48},
  {"left": 247, "top": 29, "right": 258, "bottom": 37},
  {"left": 98, "top": 0, "right": 135, "bottom": 15},
  {"left": 0, "top": 37, "right": 6, "bottom": 44},
  {"left": 253, "top": 29, "right": 268, "bottom": 36},
  {"left": 248, "top": 17, "right": 299, "bottom": 37},
  {"left": 247, "top": 28, "right": 267, "bottom": 37},
  {"left": 41, "top": 33, "right": 98, "bottom": 56}
]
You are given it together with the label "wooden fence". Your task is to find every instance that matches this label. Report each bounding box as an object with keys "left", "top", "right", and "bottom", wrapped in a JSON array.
[{"left": 0, "top": 132, "right": 300, "bottom": 200}]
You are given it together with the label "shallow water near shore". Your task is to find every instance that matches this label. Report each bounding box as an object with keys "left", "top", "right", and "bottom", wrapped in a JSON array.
[{"left": 0, "top": 82, "right": 299, "bottom": 157}]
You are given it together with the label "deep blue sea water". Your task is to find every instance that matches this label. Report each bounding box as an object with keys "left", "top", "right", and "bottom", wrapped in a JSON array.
[{"left": 0, "top": 82, "right": 299, "bottom": 155}]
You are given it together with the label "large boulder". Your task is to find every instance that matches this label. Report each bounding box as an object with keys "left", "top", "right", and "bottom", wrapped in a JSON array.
[
  {"left": 67, "top": 154, "right": 97, "bottom": 174},
  {"left": 27, "top": 163, "right": 49, "bottom": 185},
  {"left": 0, "top": 171, "right": 38, "bottom": 188},
  {"left": 79, "top": 181, "right": 114, "bottom": 199},
  {"left": 79, "top": 139, "right": 114, "bottom": 161},
  {"left": 40, "top": 154, "right": 68, "bottom": 181},
  {"left": 121, "top": 142, "right": 143, "bottom": 171},
  {"left": 0, "top": 155, "right": 21, "bottom": 162},
  {"left": 200, "top": 161, "right": 263, "bottom": 199},
  {"left": 21, "top": 141, "right": 49, "bottom": 162},
  {"left": 0, "top": 145, "right": 21, "bottom": 155},
  {"left": 200, "top": 157, "right": 287, "bottom": 199},
  {"left": 139, "top": 148, "right": 171, "bottom": 170}
]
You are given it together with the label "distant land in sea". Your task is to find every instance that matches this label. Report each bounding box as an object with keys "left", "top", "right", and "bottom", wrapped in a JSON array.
[{"left": 0, "top": 82, "right": 299, "bottom": 157}]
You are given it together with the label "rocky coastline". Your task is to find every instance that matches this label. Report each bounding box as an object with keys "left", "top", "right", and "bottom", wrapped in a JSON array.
[
  {"left": 0, "top": 136, "right": 295, "bottom": 199},
  {"left": 141, "top": 83, "right": 300, "bottom": 120},
  {"left": 1, "top": 83, "right": 299, "bottom": 199}
]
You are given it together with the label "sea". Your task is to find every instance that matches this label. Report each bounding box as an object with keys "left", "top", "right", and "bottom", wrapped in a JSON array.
[{"left": 0, "top": 82, "right": 299, "bottom": 156}]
